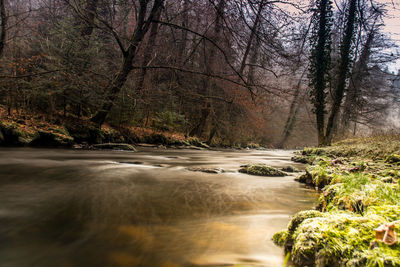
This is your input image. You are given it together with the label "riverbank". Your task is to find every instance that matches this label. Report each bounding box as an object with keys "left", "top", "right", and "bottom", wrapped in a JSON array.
[
  {"left": 273, "top": 135, "right": 400, "bottom": 266},
  {"left": 0, "top": 107, "right": 258, "bottom": 150}
]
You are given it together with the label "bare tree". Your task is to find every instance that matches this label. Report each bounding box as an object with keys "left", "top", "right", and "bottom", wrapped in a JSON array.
[
  {"left": 90, "top": 0, "right": 164, "bottom": 126},
  {"left": 0, "top": 0, "right": 6, "bottom": 58}
]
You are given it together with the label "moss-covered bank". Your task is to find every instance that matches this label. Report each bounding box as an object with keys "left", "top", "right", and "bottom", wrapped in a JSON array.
[
  {"left": 0, "top": 108, "right": 212, "bottom": 149},
  {"left": 274, "top": 135, "right": 400, "bottom": 266}
]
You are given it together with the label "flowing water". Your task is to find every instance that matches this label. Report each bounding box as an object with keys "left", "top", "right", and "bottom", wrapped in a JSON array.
[{"left": 0, "top": 147, "right": 317, "bottom": 267}]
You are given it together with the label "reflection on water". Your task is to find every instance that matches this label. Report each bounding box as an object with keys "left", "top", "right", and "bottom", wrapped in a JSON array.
[{"left": 0, "top": 148, "right": 317, "bottom": 266}]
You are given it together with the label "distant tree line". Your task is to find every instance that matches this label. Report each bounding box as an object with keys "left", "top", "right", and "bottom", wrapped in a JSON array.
[{"left": 0, "top": 0, "right": 398, "bottom": 147}]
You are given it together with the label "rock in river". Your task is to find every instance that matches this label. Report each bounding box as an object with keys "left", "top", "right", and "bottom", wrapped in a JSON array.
[
  {"left": 187, "top": 167, "right": 220, "bottom": 174},
  {"left": 92, "top": 143, "right": 136, "bottom": 151},
  {"left": 239, "top": 164, "right": 285, "bottom": 177}
]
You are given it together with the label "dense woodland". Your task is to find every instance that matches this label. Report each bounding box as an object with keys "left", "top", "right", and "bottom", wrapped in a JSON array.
[{"left": 0, "top": 0, "right": 399, "bottom": 147}]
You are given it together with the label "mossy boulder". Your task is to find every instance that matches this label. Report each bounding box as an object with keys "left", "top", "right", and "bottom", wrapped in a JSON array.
[
  {"left": 145, "top": 133, "right": 169, "bottom": 145},
  {"left": 288, "top": 212, "right": 400, "bottom": 267},
  {"left": 303, "top": 147, "right": 326, "bottom": 156},
  {"left": 102, "top": 128, "right": 125, "bottom": 143},
  {"left": 92, "top": 143, "right": 136, "bottom": 151},
  {"left": 0, "top": 121, "right": 38, "bottom": 146},
  {"left": 239, "top": 164, "right": 285, "bottom": 176},
  {"left": 272, "top": 230, "right": 288, "bottom": 247},
  {"left": 296, "top": 163, "right": 336, "bottom": 189},
  {"left": 30, "top": 130, "right": 74, "bottom": 147},
  {"left": 65, "top": 122, "right": 104, "bottom": 144},
  {"left": 273, "top": 210, "right": 325, "bottom": 263},
  {"left": 291, "top": 155, "right": 312, "bottom": 164},
  {"left": 287, "top": 210, "right": 325, "bottom": 235},
  {"left": 296, "top": 169, "right": 317, "bottom": 187}
]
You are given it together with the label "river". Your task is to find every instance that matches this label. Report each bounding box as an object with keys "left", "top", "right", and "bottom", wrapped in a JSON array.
[{"left": 0, "top": 147, "right": 317, "bottom": 267}]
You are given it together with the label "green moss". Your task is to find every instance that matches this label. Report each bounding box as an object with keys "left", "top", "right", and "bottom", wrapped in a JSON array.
[
  {"left": 291, "top": 155, "right": 312, "bottom": 164},
  {"left": 272, "top": 230, "right": 288, "bottom": 246},
  {"left": 290, "top": 212, "right": 392, "bottom": 267},
  {"left": 239, "top": 164, "right": 285, "bottom": 177},
  {"left": 287, "top": 210, "right": 325, "bottom": 235},
  {"left": 284, "top": 136, "right": 400, "bottom": 266},
  {"left": 385, "top": 154, "right": 400, "bottom": 164},
  {"left": 0, "top": 121, "right": 38, "bottom": 145},
  {"left": 283, "top": 208, "right": 400, "bottom": 266},
  {"left": 348, "top": 243, "right": 400, "bottom": 267},
  {"left": 303, "top": 147, "right": 326, "bottom": 156},
  {"left": 280, "top": 210, "right": 325, "bottom": 256},
  {"left": 48, "top": 126, "right": 70, "bottom": 136}
]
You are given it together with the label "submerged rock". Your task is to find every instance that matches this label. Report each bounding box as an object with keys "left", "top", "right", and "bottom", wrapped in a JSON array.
[
  {"left": 120, "top": 161, "right": 144, "bottom": 165},
  {"left": 187, "top": 167, "right": 220, "bottom": 174},
  {"left": 92, "top": 143, "right": 136, "bottom": 151},
  {"left": 239, "top": 164, "right": 285, "bottom": 177}
]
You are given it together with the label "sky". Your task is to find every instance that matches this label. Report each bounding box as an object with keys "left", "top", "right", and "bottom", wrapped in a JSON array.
[
  {"left": 379, "top": 0, "right": 400, "bottom": 43},
  {"left": 379, "top": 0, "right": 400, "bottom": 72}
]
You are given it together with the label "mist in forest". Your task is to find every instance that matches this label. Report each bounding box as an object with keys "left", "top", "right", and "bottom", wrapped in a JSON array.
[{"left": 0, "top": 0, "right": 399, "bottom": 148}]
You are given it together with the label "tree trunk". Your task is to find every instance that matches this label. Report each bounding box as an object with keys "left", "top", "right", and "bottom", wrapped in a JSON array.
[
  {"left": 324, "top": 0, "right": 357, "bottom": 145},
  {"left": 310, "top": 0, "right": 332, "bottom": 146},
  {"left": 81, "top": 0, "right": 98, "bottom": 37},
  {"left": 279, "top": 69, "right": 306, "bottom": 148},
  {"left": 177, "top": 0, "right": 189, "bottom": 64},
  {"left": 135, "top": 8, "right": 161, "bottom": 126},
  {"left": 90, "top": 0, "right": 164, "bottom": 126},
  {"left": 238, "top": 2, "right": 264, "bottom": 75},
  {"left": 135, "top": 8, "right": 161, "bottom": 95},
  {"left": 0, "top": 0, "right": 6, "bottom": 58},
  {"left": 341, "top": 27, "right": 374, "bottom": 133},
  {"left": 189, "top": 0, "right": 225, "bottom": 137}
]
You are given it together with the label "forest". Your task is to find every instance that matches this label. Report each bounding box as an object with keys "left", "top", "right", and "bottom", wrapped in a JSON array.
[
  {"left": 0, "top": 0, "right": 399, "bottom": 148},
  {"left": 2, "top": 1, "right": 400, "bottom": 266}
]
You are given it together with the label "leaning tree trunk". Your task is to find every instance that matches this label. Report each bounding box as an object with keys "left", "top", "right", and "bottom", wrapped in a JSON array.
[
  {"left": 341, "top": 27, "right": 374, "bottom": 134},
  {"left": 238, "top": 1, "right": 264, "bottom": 75},
  {"left": 324, "top": 0, "right": 357, "bottom": 145},
  {"left": 278, "top": 69, "right": 307, "bottom": 148},
  {"left": 135, "top": 8, "right": 161, "bottom": 95},
  {"left": 90, "top": 0, "right": 164, "bottom": 126},
  {"left": 135, "top": 8, "right": 161, "bottom": 126}
]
